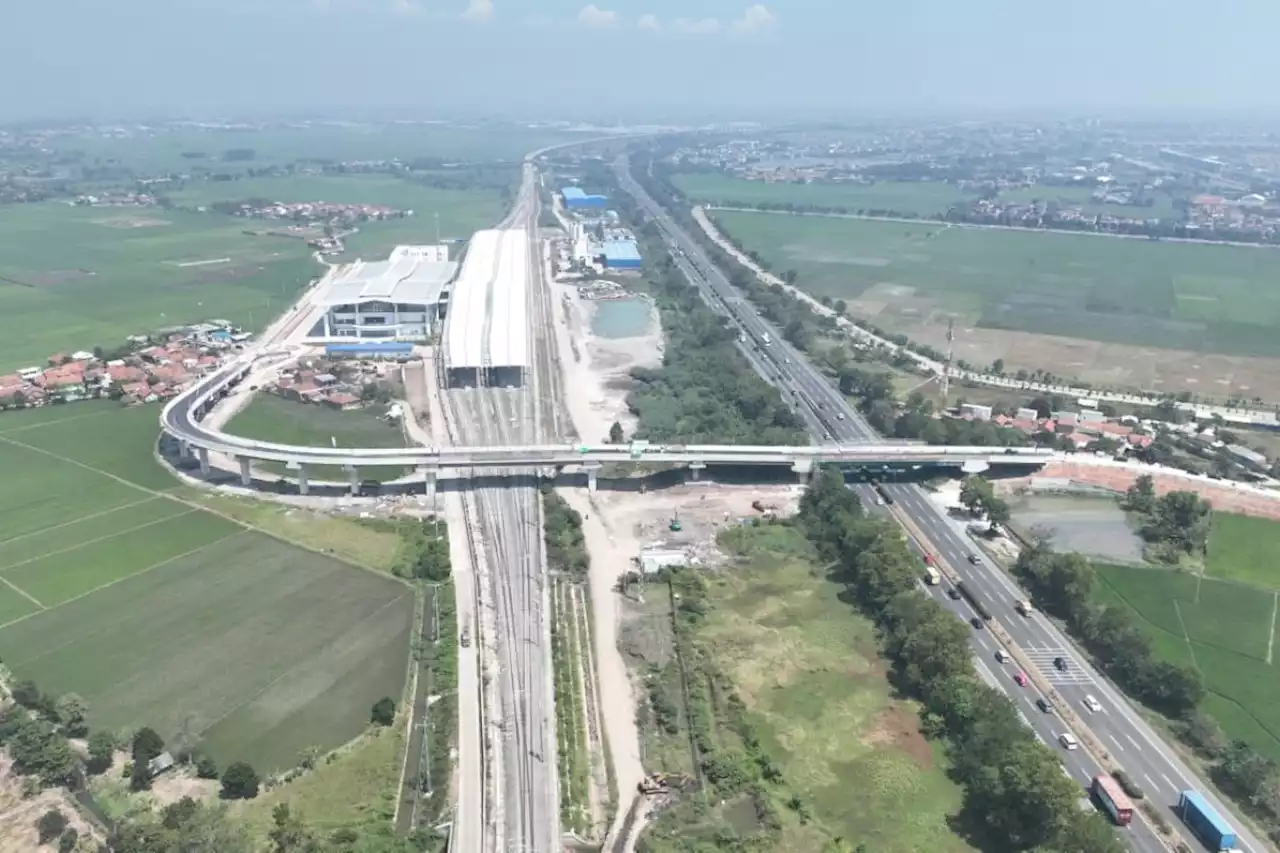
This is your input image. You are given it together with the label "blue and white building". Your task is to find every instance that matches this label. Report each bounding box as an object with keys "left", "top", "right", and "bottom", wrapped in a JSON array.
[
  {"left": 601, "top": 239, "right": 642, "bottom": 270},
  {"left": 561, "top": 186, "right": 608, "bottom": 210},
  {"left": 310, "top": 244, "right": 457, "bottom": 341}
]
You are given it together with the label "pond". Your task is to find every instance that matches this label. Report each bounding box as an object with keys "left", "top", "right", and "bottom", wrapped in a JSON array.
[
  {"left": 1008, "top": 493, "right": 1145, "bottom": 564},
  {"left": 591, "top": 297, "right": 651, "bottom": 339}
]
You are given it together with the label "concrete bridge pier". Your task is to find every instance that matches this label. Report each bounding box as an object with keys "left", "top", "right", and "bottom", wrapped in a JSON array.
[
  {"left": 296, "top": 465, "right": 309, "bottom": 496},
  {"left": 238, "top": 456, "right": 252, "bottom": 487},
  {"left": 346, "top": 465, "right": 360, "bottom": 496},
  {"left": 418, "top": 466, "right": 439, "bottom": 508},
  {"left": 197, "top": 447, "right": 210, "bottom": 476},
  {"left": 179, "top": 439, "right": 190, "bottom": 459},
  {"left": 688, "top": 460, "right": 707, "bottom": 481},
  {"left": 792, "top": 459, "right": 813, "bottom": 486},
  {"left": 584, "top": 462, "right": 601, "bottom": 493}
]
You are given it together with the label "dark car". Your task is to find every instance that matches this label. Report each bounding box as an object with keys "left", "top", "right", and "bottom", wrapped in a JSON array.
[
  {"left": 1036, "top": 698, "right": 1052, "bottom": 714},
  {"left": 947, "top": 587, "right": 962, "bottom": 600},
  {"left": 1053, "top": 656, "right": 1068, "bottom": 672},
  {"left": 969, "top": 617, "right": 985, "bottom": 630}
]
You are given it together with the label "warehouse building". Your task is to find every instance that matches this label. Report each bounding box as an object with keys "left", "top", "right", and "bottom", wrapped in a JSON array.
[
  {"left": 562, "top": 186, "right": 608, "bottom": 210},
  {"left": 309, "top": 245, "right": 457, "bottom": 341},
  {"left": 601, "top": 239, "right": 642, "bottom": 270}
]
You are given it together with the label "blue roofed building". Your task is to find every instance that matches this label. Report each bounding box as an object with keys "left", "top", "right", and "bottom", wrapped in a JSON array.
[
  {"left": 562, "top": 186, "right": 608, "bottom": 210},
  {"left": 601, "top": 239, "right": 642, "bottom": 270}
]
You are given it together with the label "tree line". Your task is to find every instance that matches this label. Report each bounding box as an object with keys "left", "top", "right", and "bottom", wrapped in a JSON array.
[{"left": 798, "top": 470, "right": 1125, "bottom": 852}]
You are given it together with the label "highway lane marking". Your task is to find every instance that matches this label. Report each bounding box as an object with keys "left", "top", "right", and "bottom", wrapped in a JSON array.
[
  {"left": 1107, "top": 733, "right": 1125, "bottom": 752},
  {"left": 1125, "top": 733, "right": 1141, "bottom": 750},
  {"left": 1160, "top": 773, "right": 1178, "bottom": 793}
]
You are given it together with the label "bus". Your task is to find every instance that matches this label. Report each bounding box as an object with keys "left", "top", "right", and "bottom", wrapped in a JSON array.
[{"left": 1092, "top": 775, "right": 1134, "bottom": 826}]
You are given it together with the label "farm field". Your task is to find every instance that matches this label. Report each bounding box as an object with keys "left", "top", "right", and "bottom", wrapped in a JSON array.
[
  {"left": 1203, "top": 512, "right": 1280, "bottom": 588},
  {"left": 996, "top": 184, "right": 1180, "bottom": 221},
  {"left": 672, "top": 172, "right": 972, "bottom": 216},
  {"left": 1093, "top": 557, "right": 1280, "bottom": 761},
  {"left": 226, "top": 393, "right": 410, "bottom": 482},
  {"left": 59, "top": 123, "right": 590, "bottom": 174},
  {"left": 711, "top": 209, "right": 1280, "bottom": 399},
  {"left": 0, "top": 402, "right": 414, "bottom": 772},
  {"left": 703, "top": 524, "right": 974, "bottom": 852},
  {"left": 0, "top": 201, "right": 316, "bottom": 370},
  {"left": 166, "top": 173, "right": 508, "bottom": 259}
]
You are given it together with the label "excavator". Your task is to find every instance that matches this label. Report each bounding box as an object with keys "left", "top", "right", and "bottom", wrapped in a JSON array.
[{"left": 637, "top": 772, "right": 692, "bottom": 796}]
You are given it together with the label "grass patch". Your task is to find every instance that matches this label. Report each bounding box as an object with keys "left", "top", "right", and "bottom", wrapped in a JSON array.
[
  {"left": 175, "top": 488, "right": 405, "bottom": 573},
  {"left": 0, "top": 402, "right": 416, "bottom": 773},
  {"left": 226, "top": 393, "right": 409, "bottom": 482},
  {"left": 1094, "top": 563, "right": 1280, "bottom": 760},
  {"left": 710, "top": 208, "right": 1280, "bottom": 359},
  {"left": 240, "top": 723, "right": 404, "bottom": 837},
  {"left": 672, "top": 173, "right": 973, "bottom": 217},
  {"left": 706, "top": 523, "right": 975, "bottom": 853}
]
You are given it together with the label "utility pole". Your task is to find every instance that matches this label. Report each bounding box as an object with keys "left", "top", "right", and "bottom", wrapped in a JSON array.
[{"left": 940, "top": 318, "right": 955, "bottom": 401}]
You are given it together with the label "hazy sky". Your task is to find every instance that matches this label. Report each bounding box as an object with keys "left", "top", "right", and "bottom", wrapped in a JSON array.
[{"left": 9, "top": 0, "right": 1280, "bottom": 121}]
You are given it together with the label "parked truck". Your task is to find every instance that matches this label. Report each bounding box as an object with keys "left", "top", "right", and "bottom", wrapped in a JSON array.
[
  {"left": 1178, "top": 790, "right": 1238, "bottom": 851},
  {"left": 924, "top": 565, "right": 941, "bottom": 585}
]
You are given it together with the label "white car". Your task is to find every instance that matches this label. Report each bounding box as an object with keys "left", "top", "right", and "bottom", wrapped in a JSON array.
[
  {"left": 1083, "top": 695, "right": 1102, "bottom": 713},
  {"left": 1058, "top": 733, "right": 1079, "bottom": 751}
]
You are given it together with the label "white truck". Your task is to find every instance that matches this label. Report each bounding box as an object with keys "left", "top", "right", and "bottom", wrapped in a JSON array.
[
  {"left": 924, "top": 566, "right": 941, "bottom": 585},
  {"left": 761, "top": 332, "right": 772, "bottom": 347}
]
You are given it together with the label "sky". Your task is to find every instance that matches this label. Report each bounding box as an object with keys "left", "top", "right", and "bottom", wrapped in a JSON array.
[{"left": 8, "top": 0, "right": 1280, "bottom": 122}]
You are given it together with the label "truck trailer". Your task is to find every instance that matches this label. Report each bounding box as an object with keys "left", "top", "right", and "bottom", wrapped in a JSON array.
[{"left": 1178, "top": 789, "right": 1237, "bottom": 851}]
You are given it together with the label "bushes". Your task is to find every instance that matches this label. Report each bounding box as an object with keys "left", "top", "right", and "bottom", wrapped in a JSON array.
[{"left": 541, "top": 488, "right": 589, "bottom": 576}]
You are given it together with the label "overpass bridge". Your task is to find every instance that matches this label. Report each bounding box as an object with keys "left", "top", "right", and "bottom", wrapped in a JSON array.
[{"left": 161, "top": 352, "right": 1053, "bottom": 496}]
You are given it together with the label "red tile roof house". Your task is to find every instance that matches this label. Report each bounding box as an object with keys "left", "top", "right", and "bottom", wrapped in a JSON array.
[
  {"left": 322, "top": 392, "right": 361, "bottom": 411},
  {"left": 0, "top": 374, "right": 23, "bottom": 390},
  {"left": 107, "top": 364, "right": 148, "bottom": 384}
]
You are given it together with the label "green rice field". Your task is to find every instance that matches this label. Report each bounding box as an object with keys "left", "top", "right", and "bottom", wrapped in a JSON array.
[
  {"left": 1093, "top": 513, "right": 1280, "bottom": 759},
  {"left": 672, "top": 172, "right": 972, "bottom": 216},
  {"left": 710, "top": 209, "right": 1280, "bottom": 359},
  {"left": 0, "top": 402, "right": 414, "bottom": 771},
  {"left": 0, "top": 202, "right": 315, "bottom": 370}
]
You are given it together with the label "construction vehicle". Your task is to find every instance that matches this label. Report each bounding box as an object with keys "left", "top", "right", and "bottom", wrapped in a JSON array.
[
  {"left": 638, "top": 772, "right": 691, "bottom": 796},
  {"left": 669, "top": 513, "right": 682, "bottom": 532}
]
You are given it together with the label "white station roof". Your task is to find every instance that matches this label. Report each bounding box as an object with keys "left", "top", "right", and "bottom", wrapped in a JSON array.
[
  {"left": 319, "top": 245, "right": 457, "bottom": 307},
  {"left": 444, "top": 228, "right": 529, "bottom": 371}
]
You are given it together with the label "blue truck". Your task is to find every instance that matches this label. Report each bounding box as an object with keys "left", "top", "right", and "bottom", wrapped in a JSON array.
[{"left": 1178, "top": 790, "right": 1237, "bottom": 851}]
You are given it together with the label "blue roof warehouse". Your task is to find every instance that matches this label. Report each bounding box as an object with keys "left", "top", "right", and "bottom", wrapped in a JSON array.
[
  {"left": 562, "top": 187, "right": 608, "bottom": 210},
  {"left": 601, "top": 239, "right": 642, "bottom": 270}
]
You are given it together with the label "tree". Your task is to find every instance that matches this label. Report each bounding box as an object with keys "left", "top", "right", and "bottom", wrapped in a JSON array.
[
  {"left": 131, "top": 727, "right": 165, "bottom": 766},
  {"left": 195, "top": 755, "right": 219, "bottom": 780},
  {"left": 959, "top": 475, "right": 993, "bottom": 516},
  {"left": 12, "top": 679, "right": 43, "bottom": 711},
  {"left": 56, "top": 829, "right": 78, "bottom": 853},
  {"left": 220, "top": 762, "right": 260, "bottom": 800},
  {"left": 608, "top": 421, "right": 624, "bottom": 444},
  {"left": 130, "top": 759, "right": 153, "bottom": 792},
  {"left": 54, "top": 694, "right": 89, "bottom": 738},
  {"left": 370, "top": 698, "right": 396, "bottom": 727},
  {"left": 985, "top": 497, "right": 1011, "bottom": 531},
  {"left": 1122, "top": 474, "right": 1156, "bottom": 514},
  {"left": 36, "top": 809, "right": 67, "bottom": 845},
  {"left": 87, "top": 731, "right": 116, "bottom": 775}
]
